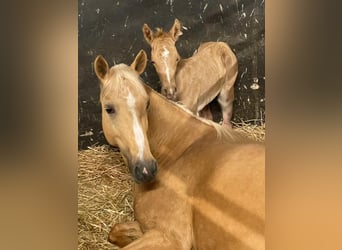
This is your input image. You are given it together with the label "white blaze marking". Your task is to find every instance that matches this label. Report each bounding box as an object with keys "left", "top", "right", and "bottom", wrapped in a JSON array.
[
  {"left": 126, "top": 91, "right": 145, "bottom": 160},
  {"left": 162, "top": 46, "right": 171, "bottom": 84}
]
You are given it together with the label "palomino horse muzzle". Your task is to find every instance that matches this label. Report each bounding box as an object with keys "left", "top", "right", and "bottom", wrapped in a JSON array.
[
  {"left": 161, "top": 87, "right": 177, "bottom": 101},
  {"left": 130, "top": 159, "right": 158, "bottom": 183}
]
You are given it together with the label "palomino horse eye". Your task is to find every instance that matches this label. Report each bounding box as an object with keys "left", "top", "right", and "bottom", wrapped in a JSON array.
[
  {"left": 150, "top": 61, "right": 155, "bottom": 65},
  {"left": 105, "top": 106, "right": 115, "bottom": 115}
]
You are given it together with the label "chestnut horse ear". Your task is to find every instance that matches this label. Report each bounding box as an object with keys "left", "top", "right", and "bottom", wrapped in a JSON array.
[
  {"left": 169, "top": 19, "right": 183, "bottom": 41},
  {"left": 143, "top": 23, "right": 154, "bottom": 45},
  {"left": 131, "top": 50, "right": 147, "bottom": 75},
  {"left": 94, "top": 55, "right": 109, "bottom": 82}
]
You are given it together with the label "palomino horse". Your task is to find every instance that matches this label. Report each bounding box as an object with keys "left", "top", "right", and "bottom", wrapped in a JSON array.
[
  {"left": 143, "top": 19, "right": 238, "bottom": 127},
  {"left": 94, "top": 50, "right": 264, "bottom": 249}
]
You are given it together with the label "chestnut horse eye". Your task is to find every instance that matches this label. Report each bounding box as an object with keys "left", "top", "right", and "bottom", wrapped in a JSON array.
[{"left": 105, "top": 106, "right": 115, "bottom": 115}]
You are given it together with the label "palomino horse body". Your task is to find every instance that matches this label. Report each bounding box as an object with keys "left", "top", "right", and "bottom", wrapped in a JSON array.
[
  {"left": 94, "top": 50, "right": 264, "bottom": 249},
  {"left": 143, "top": 19, "right": 238, "bottom": 127}
]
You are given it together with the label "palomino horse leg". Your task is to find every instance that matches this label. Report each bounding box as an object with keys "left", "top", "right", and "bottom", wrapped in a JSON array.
[
  {"left": 108, "top": 221, "right": 143, "bottom": 248},
  {"left": 198, "top": 105, "right": 213, "bottom": 120},
  {"left": 218, "top": 86, "right": 234, "bottom": 128},
  {"left": 120, "top": 229, "right": 183, "bottom": 250},
  {"left": 218, "top": 58, "right": 238, "bottom": 128}
]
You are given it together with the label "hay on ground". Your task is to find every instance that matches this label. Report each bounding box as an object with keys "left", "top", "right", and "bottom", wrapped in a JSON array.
[
  {"left": 78, "top": 124, "right": 265, "bottom": 249},
  {"left": 78, "top": 146, "right": 134, "bottom": 250},
  {"left": 232, "top": 120, "right": 265, "bottom": 142}
]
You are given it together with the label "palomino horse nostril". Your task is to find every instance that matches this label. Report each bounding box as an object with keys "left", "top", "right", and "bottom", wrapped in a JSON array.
[{"left": 161, "top": 88, "right": 168, "bottom": 97}]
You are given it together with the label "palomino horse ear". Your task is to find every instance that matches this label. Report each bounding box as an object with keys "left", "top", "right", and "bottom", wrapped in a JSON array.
[
  {"left": 94, "top": 55, "right": 109, "bottom": 82},
  {"left": 131, "top": 50, "right": 147, "bottom": 75},
  {"left": 169, "top": 19, "right": 183, "bottom": 41},
  {"left": 142, "top": 23, "right": 154, "bottom": 45}
]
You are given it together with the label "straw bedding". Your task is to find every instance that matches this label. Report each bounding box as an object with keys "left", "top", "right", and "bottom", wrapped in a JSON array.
[{"left": 78, "top": 122, "right": 265, "bottom": 249}]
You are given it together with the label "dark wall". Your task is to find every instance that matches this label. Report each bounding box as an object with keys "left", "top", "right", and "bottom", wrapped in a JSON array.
[{"left": 78, "top": 0, "right": 265, "bottom": 149}]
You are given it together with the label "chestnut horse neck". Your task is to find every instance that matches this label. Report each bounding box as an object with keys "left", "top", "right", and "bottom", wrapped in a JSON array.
[{"left": 144, "top": 86, "right": 239, "bottom": 164}]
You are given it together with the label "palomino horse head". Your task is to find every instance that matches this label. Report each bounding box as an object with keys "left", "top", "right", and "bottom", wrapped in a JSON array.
[
  {"left": 94, "top": 50, "right": 157, "bottom": 183},
  {"left": 143, "top": 19, "right": 183, "bottom": 101}
]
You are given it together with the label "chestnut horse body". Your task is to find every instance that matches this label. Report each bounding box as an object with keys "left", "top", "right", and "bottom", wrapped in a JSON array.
[
  {"left": 143, "top": 19, "right": 238, "bottom": 127},
  {"left": 94, "top": 51, "right": 264, "bottom": 249}
]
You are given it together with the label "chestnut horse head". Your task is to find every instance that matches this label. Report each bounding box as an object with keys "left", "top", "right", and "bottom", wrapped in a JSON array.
[{"left": 93, "top": 50, "right": 157, "bottom": 183}]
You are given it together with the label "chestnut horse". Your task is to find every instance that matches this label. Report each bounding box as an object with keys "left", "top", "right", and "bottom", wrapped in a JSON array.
[
  {"left": 143, "top": 19, "right": 238, "bottom": 127},
  {"left": 93, "top": 50, "right": 264, "bottom": 249}
]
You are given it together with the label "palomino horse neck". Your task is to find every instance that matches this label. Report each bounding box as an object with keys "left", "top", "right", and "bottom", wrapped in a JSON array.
[{"left": 144, "top": 86, "right": 236, "bottom": 166}]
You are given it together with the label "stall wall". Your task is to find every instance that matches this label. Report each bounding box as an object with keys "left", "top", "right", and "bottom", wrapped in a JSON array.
[{"left": 79, "top": 0, "right": 265, "bottom": 149}]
